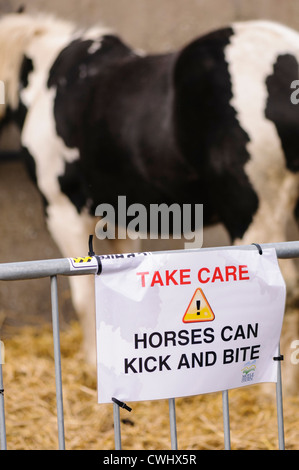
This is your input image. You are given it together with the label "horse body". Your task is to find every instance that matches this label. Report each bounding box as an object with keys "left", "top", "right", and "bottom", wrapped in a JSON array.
[
  {"left": 1, "top": 14, "right": 299, "bottom": 367},
  {"left": 48, "top": 38, "right": 202, "bottom": 212}
]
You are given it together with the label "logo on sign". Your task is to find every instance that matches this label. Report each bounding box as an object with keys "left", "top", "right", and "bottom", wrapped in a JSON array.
[
  {"left": 182, "top": 288, "right": 215, "bottom": 323},
  {"left": 241, "top": 360, "right": 257, "bottom": 383}
]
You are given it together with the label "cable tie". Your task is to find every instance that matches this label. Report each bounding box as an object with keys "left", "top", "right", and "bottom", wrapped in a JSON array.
[
  {"left": 273, "top": 355, "right": 284, "bottom": 361},
  {"left": 88, "top": 234, "right": 95, "bottom": 257},
  {"left": 251, "top": 243, "right": 263, "bottom": 255},
  {"left": 112, "top": 397, "right": 132, "bottom": 412}
]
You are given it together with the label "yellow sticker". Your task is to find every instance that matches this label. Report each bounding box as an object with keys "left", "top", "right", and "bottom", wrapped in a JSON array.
[
  {"left": 68, "top": 256, "right": 98, "bottom": 271},
  {"left": 72, "top": 256, "right": 93, "bottom": 264}
]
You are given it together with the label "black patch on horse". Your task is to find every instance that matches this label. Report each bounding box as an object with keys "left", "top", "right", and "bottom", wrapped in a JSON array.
[
  {"left": 58, "top": 160, "right": 90, "bottom": 214},
  {"left": 15, "top": 55, "right": 34, "bottom": 128},
  {"left": 174, "top": 27, "right": 259, "bottom": 240},
  {"left": 0, "top": 55, "right": 33, "bottom": 135},
  {"left": 265, "top": 53, "right": 299, "bottom": 172},
  {"left": 20, "top": 55, "right": 34, "bottom": 89},
  {"left": 12, "top": 55, "right": 49, "bottom": 209},
  {"left": 48, "top": 35, "right": 136, "bottom": 214},
  {"left": 19, "top": 144, "right": 49, "bottom": 211}
]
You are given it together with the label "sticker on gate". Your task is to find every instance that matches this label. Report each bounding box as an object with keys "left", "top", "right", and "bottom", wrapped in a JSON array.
[{"left": 68, "top": 256, "right": 98, "bottom": 271}]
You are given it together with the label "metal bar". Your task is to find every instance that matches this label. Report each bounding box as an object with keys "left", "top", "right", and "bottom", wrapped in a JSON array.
[
  {"left": 0, "top": 257, "right": 97, "bottom": 281},
  {"left": 113, "top": 402, "right": 122, "bottom": 450},
  {"left": 276, "top": 345, "right": 285, "bottom": 450},
  {"left": 222, "top": 390, "right": 231, "bottom": 450},
  {"left": 168, "top": 398, "right": 178, "bottom": 450},
  {"left": 153, "top": 240, "right": 299, "bottom": 260},
  {"left": 229, "top": 240, "right": 299, "bottom": 259},
  {"left": 0, "top": 346, "right": 6, "bottom": 450},
  {"left": 0, "top": 240, "right": 299, "bottom": 281},
  {"left": 50, "top": 276, "right": 65, "bottom": 450}
]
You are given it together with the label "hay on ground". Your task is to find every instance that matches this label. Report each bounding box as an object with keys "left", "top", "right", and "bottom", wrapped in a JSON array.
[{"left": 1, "top": 322, "right": 299, "bottom": 450}]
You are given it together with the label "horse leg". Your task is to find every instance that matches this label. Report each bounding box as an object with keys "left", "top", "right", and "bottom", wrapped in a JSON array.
[
  {"left": 235, "top": 173, "right": 299, "bottom": 395},
  {"left": 45, "top": 197, "right": 98, "bottom": 364},
  {"left": 235, "top": 172, "right": 299, "bottom": 300},
  {"left": 46, "top": 199, "right": 142, "bottom": 365}
]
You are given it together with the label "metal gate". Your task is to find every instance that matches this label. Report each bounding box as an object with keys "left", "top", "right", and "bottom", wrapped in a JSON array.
[{"left": 1, "top": 240, "right": 299, "bottom": 450}]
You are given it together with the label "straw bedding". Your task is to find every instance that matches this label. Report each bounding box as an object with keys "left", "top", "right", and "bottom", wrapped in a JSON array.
[{"left": 1, "top": 321, "right": 299, "bottom": 450}]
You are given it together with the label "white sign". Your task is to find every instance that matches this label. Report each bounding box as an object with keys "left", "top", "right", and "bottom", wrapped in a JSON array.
[{"left": 95, "top": 248, "right": 286, "bottom": 404}]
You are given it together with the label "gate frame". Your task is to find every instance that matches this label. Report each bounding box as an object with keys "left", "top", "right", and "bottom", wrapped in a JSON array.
[{"left": 0, "top": 240, "right": 298, "bottom": 450}]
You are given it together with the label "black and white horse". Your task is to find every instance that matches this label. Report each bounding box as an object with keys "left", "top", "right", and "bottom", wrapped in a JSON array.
[{"left": 1, "top": 13, "right": 299, "bottom": 368}]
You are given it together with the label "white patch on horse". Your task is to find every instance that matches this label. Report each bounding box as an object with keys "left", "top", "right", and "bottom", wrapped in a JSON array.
[
  {"left": 81, "top": 25, "right": 113, "bottom": 40},
  {"left": 226, "top": 21, "right": 299, "bottom": 246},
  {"left": 88, "top": 39, "right": 103, "bottom": 54},
  {"left": 21, "top": 86, "right": 79, "bottom": 201}
]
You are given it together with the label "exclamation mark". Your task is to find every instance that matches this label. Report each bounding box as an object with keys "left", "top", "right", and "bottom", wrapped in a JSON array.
[{"left": 196, "top": 300, "right": 201, "bottom": 316}]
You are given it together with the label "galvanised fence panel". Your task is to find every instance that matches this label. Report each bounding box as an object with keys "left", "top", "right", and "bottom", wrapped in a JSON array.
[{"left": 0, "top": 240, "right": 298, "bottom": 450}]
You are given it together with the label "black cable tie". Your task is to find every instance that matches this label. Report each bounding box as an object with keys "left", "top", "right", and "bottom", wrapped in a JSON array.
[
  {"left": 273, "top": 355, "right": 284, "bottom": 361},
  {"left": 112, "top": 397, "right": 132, "bottom": 412},
  {"left": 95, "top": 256, "right": 102, "bottom": 275},
  {"left": 251, "top": 243, "right": 263, "bottom": 255},
  {"left": 88, "top": 234, "right": 95, "bottom": 257},
  {"left": 0, "top": 389, "right": 4, "bottom": 395},
  {"left": 87, "top": 235, "right": 103, "bottom": 274}
]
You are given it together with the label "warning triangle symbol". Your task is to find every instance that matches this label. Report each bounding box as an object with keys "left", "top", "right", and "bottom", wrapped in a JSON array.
[{"left": 183, "top": 288, "right": 215, "bottom": 323}]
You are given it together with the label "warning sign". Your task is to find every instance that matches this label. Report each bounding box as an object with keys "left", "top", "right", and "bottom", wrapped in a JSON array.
[
  {"left": 95, "top": 248, "right": 286, "bottom": 404},
  {"left": 183, "top": 288, "right": 215, "bottom": 323}
]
